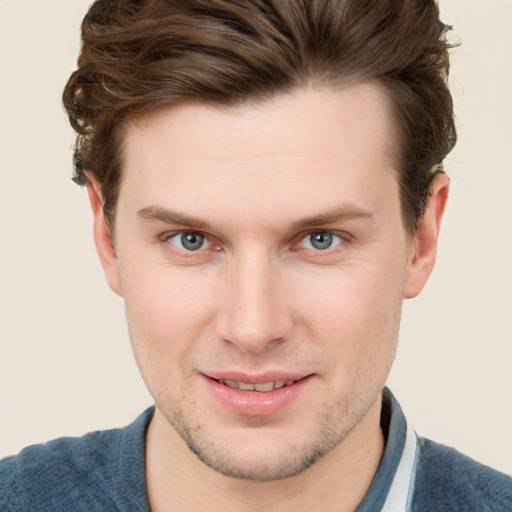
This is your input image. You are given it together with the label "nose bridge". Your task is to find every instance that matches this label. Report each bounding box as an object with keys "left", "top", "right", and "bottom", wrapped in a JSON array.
[{"left": 216, "top": 246, "right": 291, "bottom": 353}]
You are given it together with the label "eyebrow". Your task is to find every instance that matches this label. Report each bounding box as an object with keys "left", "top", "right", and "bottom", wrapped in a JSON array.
[
  {"left": 288, "top": 205, "right": 374, "bottom": 231},
  {"left": 137, "top": 206, "right": 214, "bottom": 230},
  {"left": 136, "top": 204, "right": 374, "bottom": 232}
]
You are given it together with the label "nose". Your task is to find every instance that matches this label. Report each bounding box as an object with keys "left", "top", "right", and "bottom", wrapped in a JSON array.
[{"left": 215, "top": 248, "right": 293, "bottom": 354}]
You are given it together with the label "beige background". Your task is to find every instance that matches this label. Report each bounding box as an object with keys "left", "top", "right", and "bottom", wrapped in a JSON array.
[{"left": 1, "top": 1, "right": 511, "bottom": 474}]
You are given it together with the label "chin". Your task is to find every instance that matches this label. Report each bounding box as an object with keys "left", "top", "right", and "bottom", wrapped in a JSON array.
[
  {"left": 168, "top": 410, "right": 353, "bottom": 482},
  {"left": 187, "top": 437, "right": 330, "bottom": 482}
]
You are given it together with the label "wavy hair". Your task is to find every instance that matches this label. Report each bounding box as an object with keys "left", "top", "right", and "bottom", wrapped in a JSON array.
[{"left": 63, "top": 0, "right": 457, "bottom": 233}]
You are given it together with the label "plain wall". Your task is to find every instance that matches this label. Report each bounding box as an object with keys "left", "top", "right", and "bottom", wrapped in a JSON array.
[{"left": 1, "top": 1, "right": 511, "bottom": 473}]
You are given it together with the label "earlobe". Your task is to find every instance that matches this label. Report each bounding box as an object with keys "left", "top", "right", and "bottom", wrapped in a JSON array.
[
  {"left": 403, "top": 173, "right": 450, "bottom": 299},
  {"left": 85, "top": 173, "right": 123, "bottom": 297}
]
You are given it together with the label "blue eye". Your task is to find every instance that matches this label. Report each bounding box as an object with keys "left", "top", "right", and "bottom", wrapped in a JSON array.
[
  {"left": 166, "top": 232, "right": 210, "bottom": 251},
  {"left": 299, "top": 231, "right": 343, "bottom": 251}
]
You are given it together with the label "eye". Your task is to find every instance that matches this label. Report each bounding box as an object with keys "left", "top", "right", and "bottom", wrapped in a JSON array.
[
  {"left": 165, "top": 232, "right": 211, "bottom": 252},
  {"left": 298, "top": 231, "right": 344, "bottom": 251}
]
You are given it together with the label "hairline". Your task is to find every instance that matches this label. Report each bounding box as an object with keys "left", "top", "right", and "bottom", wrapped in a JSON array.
[{"left": 103, "top": 79, "right": 410, "bottom": 238}]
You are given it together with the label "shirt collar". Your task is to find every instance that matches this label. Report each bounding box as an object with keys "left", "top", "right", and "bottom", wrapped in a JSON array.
[{"left": 355, "top": 388, "right": 419, "bottom": 512}]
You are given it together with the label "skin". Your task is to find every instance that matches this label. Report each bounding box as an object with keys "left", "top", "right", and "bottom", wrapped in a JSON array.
[{"left": 87, "top": 84, "right": 448, "bottom": 511}]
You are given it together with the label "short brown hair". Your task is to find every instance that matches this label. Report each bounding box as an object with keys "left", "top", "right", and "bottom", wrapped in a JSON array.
[{"left": 63, "top": 0, "right": 457, "bottom": 233}]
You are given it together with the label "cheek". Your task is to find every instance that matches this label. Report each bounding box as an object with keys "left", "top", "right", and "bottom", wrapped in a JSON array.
[
  {"left": 296, "top": 262, "right": 403, "bottom": 325},
  {"left": 120, "top": 259, "right": 218, "bottom": 364},
  {"left": 292, "top": 263, "right": 404, "bottom": 366}
]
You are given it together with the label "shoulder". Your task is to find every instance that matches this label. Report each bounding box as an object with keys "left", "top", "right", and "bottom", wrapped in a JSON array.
[
  {"left": 0, "top": 408, "right": 153, "bottom": 512},
  {"left": 412, "top": 437, "right": 512, "bottom": 512},
  {"left": 0, "top": 428, "right": 123, "bottom": 511}
]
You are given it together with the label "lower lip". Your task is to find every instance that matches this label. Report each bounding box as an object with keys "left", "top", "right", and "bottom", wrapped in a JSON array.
[{"left": 204, "top": 376, "right": 312, "bottom": 417}]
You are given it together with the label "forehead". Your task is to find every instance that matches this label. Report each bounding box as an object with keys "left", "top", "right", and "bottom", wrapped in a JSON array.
[{"left": 118, "top": 84, "right": 400, "bottom": 230}]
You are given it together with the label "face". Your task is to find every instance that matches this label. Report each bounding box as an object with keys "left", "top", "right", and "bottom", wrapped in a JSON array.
[{"left": 94, "top": 85, "right": 432, "bottom": 481}]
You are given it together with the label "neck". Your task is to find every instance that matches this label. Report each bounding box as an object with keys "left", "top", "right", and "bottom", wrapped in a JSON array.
[{"left": 145, "top": 395, "right": 384, "bottom": 512}]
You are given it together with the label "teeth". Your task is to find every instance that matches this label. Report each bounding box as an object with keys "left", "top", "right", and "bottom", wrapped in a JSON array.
[
  {"left": 254, "top": 381, "right": 274, "bottom": 392},
  {"left": 223, "top": 379, "right": 239, "bottom": 389},
  {"left": 219, "top": 379, "right": 297, "bottom": 392}
]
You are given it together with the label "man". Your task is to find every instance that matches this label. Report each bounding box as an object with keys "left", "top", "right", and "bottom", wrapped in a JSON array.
[{"left": 1, "top": 0, "right": 510, "bottom": 510}]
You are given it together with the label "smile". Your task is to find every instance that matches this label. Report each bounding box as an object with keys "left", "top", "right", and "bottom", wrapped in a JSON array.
[
  {"left": 216, "top": 379, "right": 297, "bottom": 392},
  {"left": 206, "top": 374, "right": 312, "bottom": 416}
]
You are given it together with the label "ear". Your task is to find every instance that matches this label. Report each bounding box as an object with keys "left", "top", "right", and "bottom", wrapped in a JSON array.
[
  {"left": 403, "top": 173, "right": 450, "bottom": 299},
  {"left": 84, "top": 173, "right": 123, "bottom": 297}
]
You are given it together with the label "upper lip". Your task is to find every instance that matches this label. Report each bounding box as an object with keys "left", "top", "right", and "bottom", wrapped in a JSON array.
[{"left": 202, "top": 371, "right": 311, "bottom": 384}]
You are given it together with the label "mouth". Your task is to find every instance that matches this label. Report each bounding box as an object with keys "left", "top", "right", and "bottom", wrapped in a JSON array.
[
  {"left": 214, "top": 378, "right": 299, "bottom": 392},
  {"left": 204, "top": 373, "right": 312, "bottom": 416}
]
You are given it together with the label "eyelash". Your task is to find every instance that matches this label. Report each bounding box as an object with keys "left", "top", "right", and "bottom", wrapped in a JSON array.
[
  {"left": 160, "top": 231, "right": 215, "bottom": 253},
  {"left": 295, "top": 231, "right": 348, "bottom": 252},
  {"left": 160, "top": 230, "right": 352, "bottom": 255}
]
